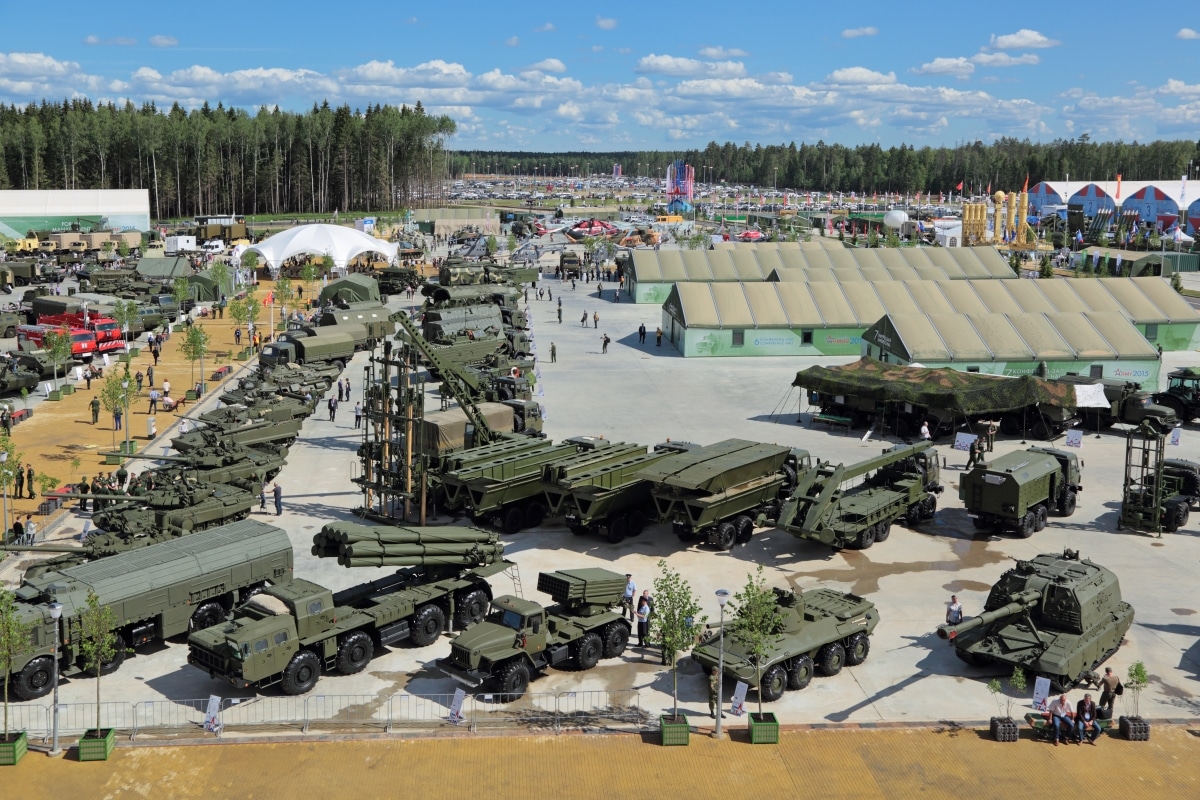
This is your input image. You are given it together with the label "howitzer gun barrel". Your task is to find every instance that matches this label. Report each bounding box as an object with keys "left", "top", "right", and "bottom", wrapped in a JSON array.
[
  {"left": 336, "top": 554, "right": 501, "bottom": 568},
  {"left": 937, "top": 589, "right": 1042, "bottom": 640},
  {"left": 339, "top": 541, "right": 504, "bottom": 559}
]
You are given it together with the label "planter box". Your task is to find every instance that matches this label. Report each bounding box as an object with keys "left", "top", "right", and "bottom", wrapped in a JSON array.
[
  {"left": 78, "top": 728, "right": 115, "bottom": 762},
  {"left": 129, "top": 348, "right": 140, "bottom": 357},
  {"left": 185, "top": 390, "right": 198, "bottom": 401},
  {"left": 118, "top": 354, "right": 131, "bottom": 363},
  {"left": 1119, "top": 715, "right": 1150, "bottom": 741},
  {"left": 47, "top": 391, "right": 62, "bottom": 402},
  {"left": 990, "top": 716, "right": 1019, "bottom": 742},
  {"left": 659, "top": 715, "right": 690, "bottom": 746},
  {"left": 0, "top": 731, "right": 28, "bottom": 766},
  {"left": 61, "top": 385, "right": 75, "bottom": 395},
  {"left": 749, "top": 712, "right": 780, "bottom": 744},
  {"left": 234, "top": 351, "right": 248, "bottom": 362}
]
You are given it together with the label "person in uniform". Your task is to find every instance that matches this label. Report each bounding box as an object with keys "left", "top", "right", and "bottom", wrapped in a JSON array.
[
  {"left": 90, "top": 396, "right": 101, "bottom": 425},
  {"left": 709, "top": 667, "right": 722, "bottom": 718},
  {"left": 76, "top": 476, "right": 89, "bottom": 512}
]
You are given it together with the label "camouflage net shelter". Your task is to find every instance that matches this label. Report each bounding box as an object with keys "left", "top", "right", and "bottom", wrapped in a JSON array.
[{"left": 793, "top": 357, "right": 1078, "bottom": 416}]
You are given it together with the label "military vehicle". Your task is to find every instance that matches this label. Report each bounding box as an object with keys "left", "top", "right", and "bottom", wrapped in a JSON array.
[
  {"left": 960, "top": 447, "right": 1082, "bottom": 537},
  {"left": 446, "top": 356, "right": 536, "bottom": 404},
  {"left": 187, "top": 523, "right": 512, "bottom": 695},
  {"left": 637, "top": 439, "right": 811, "bottom": 550},
  {"left": 423, "top": 436, "right": 551, "bottom": 508},
  {"left": 172, "top": 417, "right": 303, "bottom": 453},
  {"left": 769, "top": 442, "right": 942, "bottom": 550},
  {"left": 559, "top": 250, "right": 582, "bottom": 279},
  {"left": 9, "top": 349, "right": 70, "bottom": 379},
  {"left": 316, "top": 306, "right": 395, "bottom": 342},
  {"left": 1154, "top": 367, "right": 1200, "bottom": 423},
  {"left": 1055, "top": 374, "right": 1175, "bottom": 432},
  {"left": 460, "top": 438, "right": 641, "bottom": 534},
  {"left": 119, "top": 442, "right": 288, "bottom": 487},
  {"left": 692, "top": 587, "right": 880, "bottom": 701},
  {"left": 937, "top": 549, "right": 1134, "bottom": 691},
  {"left": 260, "top": 327, "right": 357, "bottom": 369},
  {"left": 0, "top": 357, "right": 40, "bottom": 394},
  {"left": 0, "top": 311, "right": 21, "bottom": 338},
  {"left": 3, "top": 520, "right": 293, "bottom": 700},
  {"left": 376, "top": 266, "right": 421, "bottom": 298},
  {"left": 8, "top": 260, "right": 46, "bottom": 286},
  {"left": 1118, "top": 422, "right": 1196, "bottom": 534},
  {"left": 252, "top": 361, "right": 342, "bottom": 395},
  {"left": 203, "top": 397, "right": 313, "bottom": 426},
  {"left": 437, "top": 568, "right": 631, "bottom": 700},
  {"left": 68, "top": 479, "right": 257, "bottom": 541},
  {"left": 545, "top": 441, "right": 696, "bottom": 543}
]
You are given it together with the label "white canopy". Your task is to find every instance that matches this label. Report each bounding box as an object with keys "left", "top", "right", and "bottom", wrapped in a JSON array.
[{"left": 246, "top": 224, "right": 398, "bottom": 274}]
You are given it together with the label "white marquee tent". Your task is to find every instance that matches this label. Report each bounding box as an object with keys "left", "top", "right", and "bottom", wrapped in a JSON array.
[{"left": 246, "top": 224, "right": 398, "bottom": 275}]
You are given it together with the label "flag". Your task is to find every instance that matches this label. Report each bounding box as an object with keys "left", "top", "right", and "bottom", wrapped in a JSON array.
[
  {"left": 955, "top": 181, "right": 963, "bottom": 191},
  {"left": 265, "top": 291, "right": 274, "bottom": 304}
]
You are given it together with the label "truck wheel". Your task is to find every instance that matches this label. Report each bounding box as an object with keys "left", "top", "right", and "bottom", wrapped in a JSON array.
[
  {"left": 189, "top": 601, "right": 225, "bottom": 632},
  {"left": 502, "top": 506, "right": 525, "bottom": 534},
  {"left": 972, "top": 517, "right": 992, "bottom": 530},
  {"left": 1000, "top": 415, "right": 1021, "bottom": 436},
  {"left": 845, "top": 632, "right": 871, "bottom": 666},
  {"left": 498, "top": 660, "right": 531, "bottom": 702},
  {"left": 602, "top": 623, "right": 630, "bottom": 658},
  {"left": 606, "top": 516, "right": 628, "bottom": 544},
  {"left": 874, "top": 519, "right": 892, "bottom": 543},
  {"left": 733, "top": 515, "right": 754, "bottom": 545},
  {"left": 627, "top": 510, "right": 646, "bottom": 537},
  {"left": 523, "top": 501, "right": 546, "bottom": 528},
  {"left": 781, "top": 464, "right": 798, "bottom": 489},
  {"left": 905, "top": 503, "right": 922, "bottom": 527},
  {"left": 676, "top": 527, "right": 698, "bottom": 543},
  {"left": 817, "top": 642, "right": 845, "bottom": 676},
  {"left": 714, "top": 522, "right": 737, "bottom": 551},
  {"left": 573, "top": 632, "right": 603, "bottom": 670},
  {"left": 1058, "top": 490, "right": 1077, "bottom": 517},
  {"left": 335, "top": 631, "right": 374, "bottom": 675},
  {"left": 81, "top": 632, "right": 127, "bottom": 677},
  {"left": 1034, "top": 504, "right": 1048, "bottom": 532},
  {"left": 787, "top": 655, "right": 814, "bottom": 690},
  {"left": 3, "top": 327, "right": 13, "bottom": 338},
  {"left": 1017, "top": 512, "right": 1036, "bottom": 539},
  {"left": 759, "top": 664, "right": 787, "bottom": 702},
  {"left": 455, "top": 588, "right": 490, "bottom": 628},
  {"left": 14, "top": 656, "right": 54, "bottom": 700},
  {"left": 410, "top": 604, "right": 447, "bottom": 647},
  {"left": 853, "top": 524, "right": 876, "bottom": 550},
  {"left": 281, "top": 650, "right": 321, "bottom": 695},
  {"left": 332, "top": 360, "right": 345, "bottom": 371},
  {"left": 569, "top": 524, "right": 588, "bottom": 536}
]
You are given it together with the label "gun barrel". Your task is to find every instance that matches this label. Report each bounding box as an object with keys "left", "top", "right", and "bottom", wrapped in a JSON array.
[
  {"left": 937, "top": 589, "right": 1041, "bottom": 640},
  {"left": 0, "top": 544, "right": 88, "bottom": 554}
]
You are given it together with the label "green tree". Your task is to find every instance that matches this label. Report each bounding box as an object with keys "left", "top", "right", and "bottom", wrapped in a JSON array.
[
  {"left": 180, "top": 322, "right": 210, "bottom": 389},
  {"left": 886, "top": 230, "right": 901, "bottom": 248},
  {"left": 171, "top": 275, "right": 190, "bottom": 311},
  {"left": 209, "top": 260, "right": 231, "bottom": 300},
  {"left": 729, "top": 566, "right": 786, "bottom": 715},
  {"left": 78, "top": 589, "right": 118, "bottom": 735},
  {"left": 582, "top": 236, "right": 600, "bottom": 264},
  {"left": 1126, "top": 660, "right": 1148, "bottom": 718},
  {"left": 1039, "top": 254, "right": 1054, "bottom": 279},
  {"left": 1008, "top": 252, "right": 1022, "bottom": 275},
  {"left": 227, "top": 297, "right": 249, "bottom": 342},
  {"left": 1171, "top": 271, "right": 1184, "bottom": 293},
  {"left": 42, "top": 329, "right": 72, "bottom": 391},
  {"left": 1097, "top": 230, "right": 1109, "bottom": 249},
  {"left": 0, "top": 434, "right": 23, "bottom": 538},
  {"left": 99, "top": 364, "right": 132, "bottom": 447},
  {"left": 506, "top": 232, "right": 518, "bottom": 256},
  {"left": 867, "top": 229, "right": 879, "bottom": 248},
  {"left": 244, "top": 291, "right": 262, "bottom": 333},
  {"left": 485, "top": 235, "right": 498, "bottom": 256},
  {"left": 116, "top": 239, "right": 130, "bottom": 259},
  {"left": 650, "top": 559, "right": 706, "bottom": 720},
  {"left": 300, "top": 261, "right": 318, "bottom": 304},
  {"left": 1148, "top": 230, "right": 1161, "bottom": 250},
  {"left": 0, "top": 588, "right": 33, "bottom": 742},
  {"left": 987, "top": 666, "right": 1027, "bottom": 719},
  {"left": 274, "top": 274, "right": 294, "bottom": 316},
  {"left": 242, "top": 249, "right": 259, "bottom": 274},
  {"left": 110, "top": 299, "right": 140, "bottom": 342}
]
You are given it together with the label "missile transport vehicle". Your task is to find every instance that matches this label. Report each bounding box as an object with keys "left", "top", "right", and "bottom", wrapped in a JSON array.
[
  {"left": 187, "top": 524, "right": 511, "bottom": 695},
  {"left": 692, "top": 587, "right": 880, "bottom": 701},
  {"left": 3, "top": 520, "right": 293, "bottom": 700},
  {"left": 960, "top": 447, "right": 1082, "bottom": 536},
  {"left": 436, "top": 568, "right": 630, "bottom": 701},
  {"left": 937, "top": 549, "right": 1134, "bottom": 691},
  {"left": 769, "top": 442, "right": 942, "bottom": 550},
  {"left": 637, "top": 439, "right": 810, "bottom": 550}
]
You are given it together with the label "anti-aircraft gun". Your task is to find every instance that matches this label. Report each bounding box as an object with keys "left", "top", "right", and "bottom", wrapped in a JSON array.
[{"left": 936, "top": 549, "right": 1134, "bottom": 691}]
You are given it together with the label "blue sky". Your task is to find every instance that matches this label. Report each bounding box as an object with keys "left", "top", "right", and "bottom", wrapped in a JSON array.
[{"left": 4, "top": 2, "right": 1199, "bottom": 150}]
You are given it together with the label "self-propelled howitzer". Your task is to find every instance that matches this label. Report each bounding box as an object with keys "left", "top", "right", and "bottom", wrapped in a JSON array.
[{"left": 936, "top": 549, "right": 1134, "bottom": 691}]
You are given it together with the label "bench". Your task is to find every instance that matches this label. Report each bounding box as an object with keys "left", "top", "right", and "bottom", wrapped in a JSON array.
[
  {"left": 811, "top": 413, "right": 853, "bottom": 433},
  {"left": 210, "top": 365, "right": 232, "bottom": 380},
  {"left": 211, "top": 351, "right": 232, "bottom": 363},
  {"left": 1024, "top": 712, "right": 1112, "bottom": 742}
]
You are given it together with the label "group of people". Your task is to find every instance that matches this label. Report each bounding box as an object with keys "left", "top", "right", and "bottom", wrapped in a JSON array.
[
  {"left": 6, "top": 461, "right": 36, "bottom": 499},
  {"left": 1046, "top": 669, "right": 1122, "bottom": 746},
  {"left": 621, "top": 573, "right": 656, "bottom": 650}
]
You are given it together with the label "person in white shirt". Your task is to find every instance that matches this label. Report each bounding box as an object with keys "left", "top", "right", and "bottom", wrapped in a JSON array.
[
  {"left": 946, "top": 596, "right": 963, "bottom": 625},
  {"left": 1048, "top": 694, "right": 1075, "bottom": 745}
]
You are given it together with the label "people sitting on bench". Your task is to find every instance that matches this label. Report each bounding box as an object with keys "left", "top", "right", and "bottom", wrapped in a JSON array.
[
  {"left": 1047, "top": 694, "right": 1075, "bottom": 745},
  {"left": 1076, "top": 693, "right": 1101, "bottom": 745}
]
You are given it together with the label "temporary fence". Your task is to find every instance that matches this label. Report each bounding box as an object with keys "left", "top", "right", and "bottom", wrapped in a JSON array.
[{"left": 14, "top": 689, "right": 649, "bottom": 741}]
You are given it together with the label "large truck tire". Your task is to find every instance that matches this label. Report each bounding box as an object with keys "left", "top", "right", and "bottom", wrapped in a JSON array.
[
  {"left": 410, "top": 604, "right": 447, "bottom": 647},
  {"left": 281, "top": 650, "right": 321, "bottom": 695},
  {"left": 335, "top": 631, "right": 374, "bottom": 675},
  {"left": 81, "top": 632, "right": 126, "bottom": 677},
  {"left": 817, "top": 642, "right": 845, "bottom": 676},
  {"left": 787, "top": 655, "right": 814, "bottom": 690},
  {"left": 758, "top": 664, "right": 787, "bottom": 702},
  {"left": 845, "top": 632, "right": 871, "bottom": 666},
  {"left": 455, "top": 588, "right": 490, "bottom": 628},
  {"left": 573, "top": 632, "right": 603, "bottom": 670},
  {"left": 602, "top": 622, "right": 629, "bottom": 658},
  {"left": 14, "top": 656, "right": 54, "bottom": 701},
  {"left": 189, "top": 601, "right": 225, "bottom": 632},
  {"left": 498, "top": 659, "right": 531, "bottom": 702}
]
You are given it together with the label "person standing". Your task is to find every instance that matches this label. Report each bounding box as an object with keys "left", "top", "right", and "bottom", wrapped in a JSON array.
[
  {"left": 77, "top": 475, "right": 89, "bottom": 512},
  {"left": 709, "top": 667, "right": 722, "bottom": 718},
  {"left": 10, "top": 516, "right": 23, "bottom": 544},
  {"left": 148, "top": 388, "right": 159, "bottom": 415},
  {"left": 147, "top": 364, "right": 155, "bottom": 388},
  {"left": 235, "top": 328, "right": 242, "bottom": 346},
  {"left": 135, "top": 370, "right": 144, "bottom": 392},
  {"left": 354, "top": 402, "right": 362, "bottom": 429},
  {"left": 259, "top": 484, "right": 267, "bottom": 512},
  {"left": 273, "top": 482, "right": 283, "bottom": 516},
  {"left": 592, "top": 311, "right": 599, "bottom": 329},
  {"left": 638, "top": 324, "right": 646, "bottom": 344},
  {"left": 601, "top": 334, "right": 610, "bottom": 354},
  {"left": 622, "top": 573, "right": 636, "bottom": 621},
  {"left": 13, "top": 462, "right": 24, "bottom": 499},
  {"left": 23, "top": 514, "right": 35, "bottom": 543},
  {"left": 163, "top": 380, "right": 171, "bottom": 398},
  {"left": 966, "top": 437, "right": 981, "bottom": 470},
  {"left": 656, "top": 327, "right": 663, "bottom": 347},
  {"left": 557, "top": 306, "right": 562, "bottom": 323},
  {"left": 328, "top": 396, "right": 338, "bottom": 422},
  {"left": 580, "top": 310, "right": 588, "bottom": 327},
  {"left": 636, "top": 595, "right": 651, "bottom": 647},
  {"left": 90, "top": 396, "right": 101, "bottom": 425},
  {"left": 343, "top": 379, "right": 351, "bottom": 403},
  {"left": 946, "top": 595, "right": 963, "bottom": 625},
  {"left": 550, "top": 342, "right": 557, "bottom": 363},
  {"left": 26, "top": 464, "right": 35, "bottom": 500},
  {"left": 113, "top": 407, "right": 122, "bottom": 430},
  {"left": 1098, "top": 667, "right": 1121, "bottom": 715},
  {"left": 337, "top": 380, "right": 344, "bottom": 402},
  {"left": 920, "top": 420, "right": 932, "bottom": 442}
]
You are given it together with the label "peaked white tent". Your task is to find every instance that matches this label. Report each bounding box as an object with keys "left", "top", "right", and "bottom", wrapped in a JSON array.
[{"left": 246, "top": 224, "right": 398, "bottom": 275}]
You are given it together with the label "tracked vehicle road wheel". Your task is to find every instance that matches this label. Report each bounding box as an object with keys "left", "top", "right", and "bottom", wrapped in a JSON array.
[
  {"left": 281, "top": 650, "right": 320, "bottom": 695},
  {"left": 335, "top": 631, "right": 374, "bottom": 675},
  {"left": 455, "top": 588, "right": 490, "bottom": 628},
  {"left": 714, "top": 522, "right": 737, "bottom": 551},
  {"left": 602, "top": 623, "right": 629, "bottom": 658},
  {"left": 573, "top": 632, "right": 603, "bottom": 670},
  {"left": 410, "top": 604, "right": 446, "bottom": 647},
  {"left": 787, "top": 655, "right": 814, "bottom": 691},
  {"left": 498, "top": 660, "right": 531, "bottom": 702},
  {"left": 845, "top": 633, "right": 871, "bottom": 666},
  {"left": 817, "top": 642, "right": 845, "bottom": 676},
  {"left": 759, "top": 664, "right": 787, "bottom": 702}
]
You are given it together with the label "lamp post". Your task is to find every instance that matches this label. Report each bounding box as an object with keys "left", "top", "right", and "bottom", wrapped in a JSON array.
[
  {"left": 48, "top": 601, "right": 64, "bottom": 756},
  {"left": 714, "top": 588, "right": 730, "bottom": 739},
  {"left": 121, "top": 378, "right": 131, "bottom": 460}
]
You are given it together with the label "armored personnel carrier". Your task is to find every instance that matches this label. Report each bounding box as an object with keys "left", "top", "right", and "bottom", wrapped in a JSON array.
[
  {"left": 0, "top": 357, "right": 39, "bottom": 394},
  {"left": 693, "top": 587, "right": 880, "bottom": 701},
  {"left": 937, "top": 549, "right": 1134, "bottom": 691}
]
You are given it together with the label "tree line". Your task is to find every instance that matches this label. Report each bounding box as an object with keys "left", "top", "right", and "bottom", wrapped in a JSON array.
[
  {"left": 453, "top": 135, "right": 1200, "bottom": 196},
  {"left": 0, "top": 99, "right": 457, "bottom": 221}
]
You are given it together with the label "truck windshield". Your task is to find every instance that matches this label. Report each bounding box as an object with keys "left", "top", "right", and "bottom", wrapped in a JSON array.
[
  {"left": 488, "top": 608, "right": 524, "bottom": 631},
  {"left": 72, "top": 334, "right": 92, "bottom": 343},
  {"left": 95, "top": 323, "right": 118, "bottom": 332}
]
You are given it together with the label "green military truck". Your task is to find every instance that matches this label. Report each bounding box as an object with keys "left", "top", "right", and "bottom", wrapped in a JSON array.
[
  {"left": 559, "top": 250, "right": 582, "bottom": 279},
  {"left": 436, "top": 568, "right": 630, "bottom": 700},
  {"left": 960, "top": 446, "right": 1082, "bottom": 537},
  {"left": 769, "top": 442, "right": 942, "bottom": 550},
  {"left": 1154, "top": 367, "right": 1200, "bottom": 424},
  {"left": 187, "top": 524, "right": 512, "bottom": 695},
  {"left": 0, "top": 311, "right": 21, "bottom": 338},
  {"left": 4, "top": 520, "right": 293, "bottom": 700},
  {"left": 693, "top": 587, "right": 880, "bottom": 701},
  {"left": 1055, "top": 374, "right": 1176, "bottom": 432},
  {"left": 260, "top": 327, "right": 357, "bottom": 369},
  {"left": 637, "top": 439, "right": 811, "bottom": 550}
]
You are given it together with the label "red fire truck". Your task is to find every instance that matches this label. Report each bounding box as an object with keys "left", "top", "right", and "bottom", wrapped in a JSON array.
[
  {"left": 16, "top": 324, "right": 98, "bottom": 361},
  {"left": 38, "top": 312, "right": 124, "bottom": 353}
]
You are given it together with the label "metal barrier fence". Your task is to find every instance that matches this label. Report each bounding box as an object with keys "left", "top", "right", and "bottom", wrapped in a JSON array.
[{"left": 15, "top": 690, "right": 646, "bottom": 741}]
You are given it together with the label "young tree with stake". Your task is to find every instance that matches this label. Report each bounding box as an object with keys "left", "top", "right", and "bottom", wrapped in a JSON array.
[
  {"left": 0, "top": 588, "right": 33, "bottom": 746},
  {"left": 650, "top": 559, "right": 706, "bottom": 720},
  {"left": 79, "top": 589, "right": 118, "bottom": 737},
  {"left": 729, "top": 565, "right": 786, "bottom": 715}
]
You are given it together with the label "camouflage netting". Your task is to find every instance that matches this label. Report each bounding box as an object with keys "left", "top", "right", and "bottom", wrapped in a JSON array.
[{"left": 793, "top": 358, "right": 1077, "bottom": 415}]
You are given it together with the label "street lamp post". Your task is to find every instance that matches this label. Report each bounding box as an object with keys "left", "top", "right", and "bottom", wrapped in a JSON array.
[
  {"left": 48, "top": 601, "right": 64, "bottom": 756},
  {"left": 714, "top": 588, "right": 730, "bottom": 739}
]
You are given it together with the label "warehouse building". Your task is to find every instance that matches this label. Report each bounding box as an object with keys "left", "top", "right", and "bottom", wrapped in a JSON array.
[
  {"left": 0, "top": 189, "right": 150, "bottom": 240},
  {"left": 659, "top": 276, "right": 1198, "bottom": 358}
]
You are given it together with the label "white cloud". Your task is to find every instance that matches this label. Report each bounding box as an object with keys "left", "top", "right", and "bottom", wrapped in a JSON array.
[
  {"left": 698, "top": 46, "right": 747, "bottom": 58},
  {"left": 505, "top": 36, "right": 520, "bottom": 47},
  {"left": 971, "top": 52, "right": 1039, "bottom": 67},
  {"left": 1159, "top": 78, "right": 1200, "bottom": 97},
  {"left": 529, "top": 58, "right": 566, "bottom": 73},
  {"left": 1178, "top": 28, "right": 1200, "bottom": 40},
  {"left": 85, "top": 35, "right": 136, "bottom": 46},
  {"left": 595, "top": 16, "right": 617, "bottom": 30},
  {"left": 149, "top": 35, "right": 178, "bottom": 47},
  {"left": 913, "top": 57, "right": 974, "bottom": 79},
  {"left": 989, "top": 29, "right": 1059, "bottom": 50},
  {"left": 841, "top": 27, "right": 878, "bottom": 39},
  {"left": 591, "top": 45, "right": 603, "bottom": 53},
  {"left": 635, "top": 54, "right": 747, "bottom": 78},
  {"left": 405, "top": 17, "right": 417, "bottom": 24},
  {"left": 825, "top": 67, "right": 897, "bottom": 85},
  {"left": 535, "top": 22, "right": 554, "bottom": 33},
  {"left": 556, "top": 101, "right": 582, "bottom": 121}
]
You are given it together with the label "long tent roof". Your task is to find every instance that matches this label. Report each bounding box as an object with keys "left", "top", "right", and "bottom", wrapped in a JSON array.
[
  {"left": 246, "top": 224, "right": 398, "bottom": 271},
  {"left": 664, "top": 276, "right": 1196, "bottom": 330},
  {"left": 634, "top": 245, "right": 1011, "bottom": 283},
  {"left": 134, "top": 256, "right": 192, "bottom": 280}
]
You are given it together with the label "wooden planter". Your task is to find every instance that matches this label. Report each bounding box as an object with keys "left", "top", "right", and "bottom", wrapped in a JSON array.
[
  {"left": 78, "top": 728, "right": 115, "bottom": 761},
  {"left": 659, "top": 714, "right": 690, "bottom": 746},
  {"left": 61, "top": 385, "right": 76, "bottom": 395},
  {"left": 1119, "top": 715, "right": 1150, "bottom": 741},
  {"left": 748, "top": 712, "right": 780, "bottom": 744},
  {"left": 47, "top": 390, "right": 62, "bottom": 402},
  {"left": 0, "top": 732, "right": 28, "bottom": 766},
  {"left": 990, "top": 716, "right": 1019, "bottom": 742}
]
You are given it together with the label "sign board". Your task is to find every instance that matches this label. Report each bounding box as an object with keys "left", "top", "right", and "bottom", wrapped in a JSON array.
[
  {"left": 860, "top": 424, "right": 875, "bottom": 443},
  {"left": 448, "top": 688, "right": 466, "bottom": 725},
  {"left": 1170, "top": 428, "right": 1182, "bottom": 447},
  {"left": 1032, "top": 676, "right": 1052, "bottom": 711},
  {"left": 1064, "top": 429, "right": 1083, "bottom": 448},
  {"left": 730, "top": 681, "right": 749, "bottom": 717},
  {"left": 953, "top": 433, "right": 978, "bottom": 452},
  {"left": 204, "top": 695, "right": 223, "bottom": 733}
]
